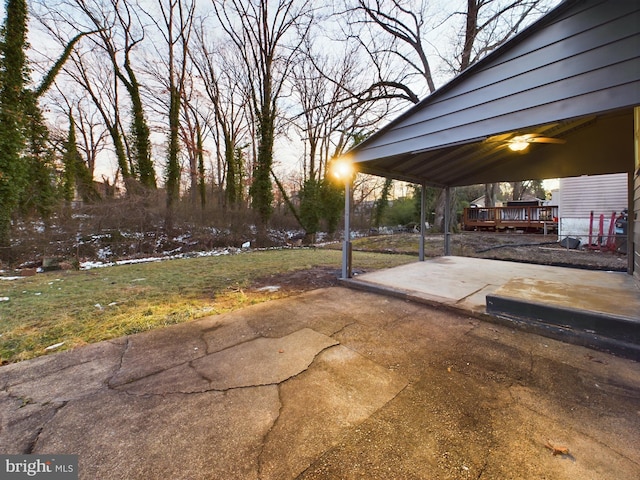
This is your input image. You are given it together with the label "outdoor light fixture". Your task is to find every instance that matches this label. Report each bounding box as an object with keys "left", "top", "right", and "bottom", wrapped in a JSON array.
[
  {"left": 332, "top": 157, "right": 354, "bottom": 180},
  {"left": 508, "top": 136, "right": 530, "bottom": 151},
  {"left": 505, "top": 133, "right": 565, "bottom": 151}
]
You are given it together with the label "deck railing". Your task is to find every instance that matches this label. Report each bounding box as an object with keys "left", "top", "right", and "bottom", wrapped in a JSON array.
[{"left": 463, "top": 205, "right": 558, "bottom": 232}]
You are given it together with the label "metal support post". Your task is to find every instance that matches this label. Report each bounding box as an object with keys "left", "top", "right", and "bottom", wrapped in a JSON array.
[
  {"left": 444, "top": 186, "right": 451, "bottom": 256},
  {"left": 341, "top": 180, "right": 352, "bottom": 279},
  {"left": 419, "top": 183, "right": 426, "bottom": 261}
]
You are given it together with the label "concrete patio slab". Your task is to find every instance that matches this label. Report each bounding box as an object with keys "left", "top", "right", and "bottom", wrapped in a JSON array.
[{"left": 349, "top": 256, "right": 639, "bottom": 314}]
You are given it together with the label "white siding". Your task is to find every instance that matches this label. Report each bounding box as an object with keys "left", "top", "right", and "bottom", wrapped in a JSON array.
[{"left": 558, "top": 173, "right": 627, "bottom": 242}]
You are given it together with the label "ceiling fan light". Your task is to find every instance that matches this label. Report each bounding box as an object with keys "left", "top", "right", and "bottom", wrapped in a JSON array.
[{"left": 509, "top": 141, "right": 529, "bottom": 151}]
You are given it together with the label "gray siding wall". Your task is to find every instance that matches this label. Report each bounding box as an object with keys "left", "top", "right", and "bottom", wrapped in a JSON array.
[{"left": 354, "top": 0, "right": 640, "bottom": 163}]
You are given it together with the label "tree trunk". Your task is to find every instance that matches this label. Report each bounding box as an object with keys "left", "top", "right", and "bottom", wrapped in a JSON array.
[
  {"left": 165, "top": 84, "right": 181, "bottom": 229},
  {"left": 196, "top": 119, "right": 206, "bottom": 211},
  {"left": 484, "top": 183, "right": 498, "bottom": 207},
  {"left": 461, "top": 0, "right": 479, "bottom": 71},
  {"left": 0, "top": 0, "right": 29, "bottom": 247},
  {"left": 511, "top": 181, "right": 524, "bottom": 201},
  {"left": 124, "top": 67, "right": 155, "bottom": 189},
  {"left": 250, "top": 101, "right": 275, "bottom": 226}
]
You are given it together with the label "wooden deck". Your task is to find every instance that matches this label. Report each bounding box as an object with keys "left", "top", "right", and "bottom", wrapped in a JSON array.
[{"left": 463, "top": 205, "right": 558, "bottom": 232}]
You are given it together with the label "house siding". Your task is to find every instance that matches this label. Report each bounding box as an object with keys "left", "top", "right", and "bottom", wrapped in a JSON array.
[{"left": 558, "top": 173, "right": 627, "bottom": 243}]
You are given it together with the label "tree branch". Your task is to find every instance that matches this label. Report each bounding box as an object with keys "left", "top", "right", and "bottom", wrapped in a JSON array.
[{"left": 35, "top": 30, "right": 97, "bottom": 98}]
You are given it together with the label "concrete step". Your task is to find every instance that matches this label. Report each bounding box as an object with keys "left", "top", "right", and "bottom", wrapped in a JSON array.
[{"left": 486, "top": 278, "right": 640, "bottom": 361}]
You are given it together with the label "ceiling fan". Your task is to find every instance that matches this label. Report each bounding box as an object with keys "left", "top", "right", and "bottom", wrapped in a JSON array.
[{"left": 504, "top": 133, "right": 566, "bottom": 151}]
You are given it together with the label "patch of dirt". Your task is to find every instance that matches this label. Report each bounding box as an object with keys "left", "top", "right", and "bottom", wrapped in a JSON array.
[
  {"left": 352, "top": 232, "right": 628, "bottom": 271},
  {"left": 250, "top": 266, "right": 343, "bottom": 294},
  {"left": 453, "top": 233, "right": 628, "bottom": 271}
]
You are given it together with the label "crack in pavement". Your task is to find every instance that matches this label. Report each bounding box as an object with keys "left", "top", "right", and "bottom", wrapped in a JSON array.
[
  {"left": 118, "top": 342, "right": 342, "bottom": 397},
  {"left": 457, "top": 285, "right": 492, "bottom": 305},
  {"left": 112, "top": 337, "right": 129, "bottom": 375},
  {"left": 105, "top": 338, "right": 130, "bottom": 389},
  {"left": 328, "top": 320, "right": 357, "bottom": 338},
  {"left": 257, "top": 384, "right": 284, "bottom": 479},
  {"left": 106, "top": 317, "right": 356, "bottom": 393},
  {"left": 257, "top": 343, "right": 410, "bottom": 479},
  {"left": 22, "top": 400, "right": 67, "bottom": 454}
]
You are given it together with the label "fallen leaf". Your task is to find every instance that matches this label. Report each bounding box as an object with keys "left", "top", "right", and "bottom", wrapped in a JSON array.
[{"left": 545, "top": 440, "right": 569, "bottom": 456}]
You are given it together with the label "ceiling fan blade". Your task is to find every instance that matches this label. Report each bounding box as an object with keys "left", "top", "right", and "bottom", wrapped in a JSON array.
[
  {"left": 485, "top": 133, "right": 513, "bottom": 143},
  {"left": 528, "top": 137, "right": 566, "bottom": 144}
]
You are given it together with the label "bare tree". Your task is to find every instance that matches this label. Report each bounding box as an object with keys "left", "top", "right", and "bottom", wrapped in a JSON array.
[
  {"left": 510, "top": 179, "right": 545, "bottom": 201},
  {"left": 291, "top": 51, "right": 325, "bottom": 183},
  {"left": 211, "top": 0, "right": 315, "bottom": 231},
  {"left": 288, "top": 20, "right": 398, "bottom": 180},
  {"left": 445, "top": 0, "right": 553, "bottom": 73},
  {"left": 341, "top": 0, "right": 438, "bottom": 103},
  {"left": 144, "top": 0, "right": 196, "bottom": 228},
  {"left": 191, "top": 25, "right": 252, "bottom": 210},
  {"left": 33, "top": 0, "right": 156, "bottom": 193},
  {"left": 73, "top": 97, "right": 110, "bottom": 178},
  {"left": 49, "top": 87, "right": 109, "bottom": 179},
  {"left": 284, "top": 31, "right": 398, "bottom": 236},
  {"left": 61, "top": 47, "right": 132, "bottom": 190},
  {"left": 179, "top": 83, "right": 205, "bottom": 209}
]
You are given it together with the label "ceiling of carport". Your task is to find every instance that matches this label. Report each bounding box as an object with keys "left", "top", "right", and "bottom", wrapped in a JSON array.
[{"left": 353, "top": 109, "right": 634, "bottom": 187}]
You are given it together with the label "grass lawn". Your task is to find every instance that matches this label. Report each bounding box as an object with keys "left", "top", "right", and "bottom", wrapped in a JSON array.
[{"left": 0, "top": 248, "right": 414, "bottom": 364}]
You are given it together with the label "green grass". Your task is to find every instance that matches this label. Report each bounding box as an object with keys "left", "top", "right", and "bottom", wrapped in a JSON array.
[{"left": 0, "top": 248, "right": 414, "bottom": 364}]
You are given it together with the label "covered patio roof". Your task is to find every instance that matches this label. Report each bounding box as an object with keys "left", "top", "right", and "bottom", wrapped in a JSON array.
[{"left": 347, "top": 0, "right": 640, "bottom": 187}]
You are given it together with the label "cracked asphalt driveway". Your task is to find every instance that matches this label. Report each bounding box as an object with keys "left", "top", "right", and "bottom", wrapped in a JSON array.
[{"left": 1, "top": 287, "right": 639, "bottom": 479}]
